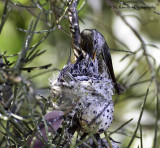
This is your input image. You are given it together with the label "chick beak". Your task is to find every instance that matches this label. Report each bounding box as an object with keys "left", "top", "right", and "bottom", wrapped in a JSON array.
[
  {"left": 93, "top": 50, "right": 96, "bottom": 60},
  {"left": 91, "top": 47, "right": 97, "bottom": 60}
]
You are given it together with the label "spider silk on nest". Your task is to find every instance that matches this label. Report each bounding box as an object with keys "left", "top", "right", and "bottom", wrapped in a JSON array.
[{"left": 50, "top": 53, "right": 114, "bottom": 133}]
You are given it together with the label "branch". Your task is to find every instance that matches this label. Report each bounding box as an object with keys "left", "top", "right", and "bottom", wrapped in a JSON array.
[{"left": 68, "top": 0, "right": 81, "bottom": 60}]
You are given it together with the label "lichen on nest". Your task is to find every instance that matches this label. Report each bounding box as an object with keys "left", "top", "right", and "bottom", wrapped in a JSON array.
[{"left": 50, "top": 54, "right": 115, "bottom": 133}]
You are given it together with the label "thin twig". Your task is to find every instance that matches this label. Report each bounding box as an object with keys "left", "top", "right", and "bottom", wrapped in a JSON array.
[
  {"left": 140, "top": 124, "right": 143, "bottom": 148},
  {"left": 56, "top": 0, "right": 74, "bottom": 25},
  {"left": 109, "top": 118, "right": 133, "bottom": 135},
  {"left": 127, "top": 81, "right": 152, "bottom": 148},
  {"left": 0, "top": 0, "right": 11, "bottom": 34},
  {"left": 153, "top": 77, "right": 159, "bottom": 148},
  {"left": 13, "top": 12, "right": 42, "bottom": 74}
]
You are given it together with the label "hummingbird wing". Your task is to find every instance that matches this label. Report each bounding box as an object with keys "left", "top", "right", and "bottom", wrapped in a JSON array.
[{"left": 101, "top": 43, "right": 124, "bottom": 94}]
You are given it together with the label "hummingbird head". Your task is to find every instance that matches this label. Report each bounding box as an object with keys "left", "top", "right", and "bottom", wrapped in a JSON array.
[
  {"left": 80, "top": 29, "right": 96, "bottom": 59},
  {"left": 80, "top": 29, "right": 106, "bottom": 59}
]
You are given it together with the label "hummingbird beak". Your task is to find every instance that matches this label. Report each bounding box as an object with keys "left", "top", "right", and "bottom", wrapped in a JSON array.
[
  {"left": 92, "top": 46, "right": 97, "bottom": 60},
  {"left": 93, "top": 50, "right": 96, "bottom": 60}
]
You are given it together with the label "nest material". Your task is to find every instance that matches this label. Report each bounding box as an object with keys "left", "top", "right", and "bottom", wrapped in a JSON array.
[{"left": 50, "top": 55, "right": 115, "bottom": 133}]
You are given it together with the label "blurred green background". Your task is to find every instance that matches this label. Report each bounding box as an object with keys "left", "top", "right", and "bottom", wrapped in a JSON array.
[{"left": 0, "top": 0, "right": 160, "bottom": 147}]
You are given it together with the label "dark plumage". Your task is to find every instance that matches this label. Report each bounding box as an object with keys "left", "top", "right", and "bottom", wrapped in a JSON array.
[{"left": 80, "top": 29, "right": 124, "bottom": 94}]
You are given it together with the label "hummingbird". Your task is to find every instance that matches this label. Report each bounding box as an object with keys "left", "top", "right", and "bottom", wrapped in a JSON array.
[
  {"left": 50, "top": 29, "right": 125, "bottom": 134},
  {"left": 50, "top": 0, "right": 121, "bottom": 136},
  {"left": 80, "top": 29, "right": 124, "bottom": 95}
]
